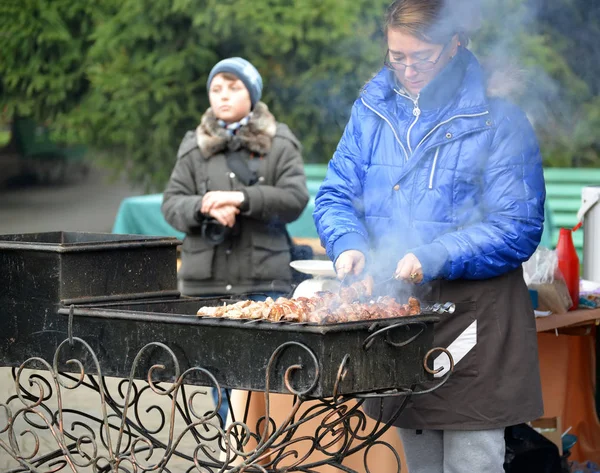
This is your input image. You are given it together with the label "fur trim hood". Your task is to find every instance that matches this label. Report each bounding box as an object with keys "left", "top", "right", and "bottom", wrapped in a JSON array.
[{"left": 196, "top": 102, "right": 277, "bottom": 158}]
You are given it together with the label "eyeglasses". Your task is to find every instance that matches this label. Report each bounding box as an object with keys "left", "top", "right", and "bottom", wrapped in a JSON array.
[{"left": 384, "top": 40, "right": 452, "bottom": 73}]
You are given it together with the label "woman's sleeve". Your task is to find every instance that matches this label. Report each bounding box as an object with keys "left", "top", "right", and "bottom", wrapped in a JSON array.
[
  {"left": 313, "top": 102, "right": 370, "bottom": 263},
  {"left": 411, "top": 105, "right": 546, "bottom": 281},
  {"left": 161, "top": 132, "right": 205, "bottom": 233}
]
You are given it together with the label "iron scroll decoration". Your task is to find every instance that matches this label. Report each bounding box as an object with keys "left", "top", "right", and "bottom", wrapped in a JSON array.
[{"left": 0, "top": 314, "right": 454, "bottom": 473}]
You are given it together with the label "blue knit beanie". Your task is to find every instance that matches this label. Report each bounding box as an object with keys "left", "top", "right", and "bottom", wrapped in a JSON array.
[{"left": 207, "top": 57, "right": 263, "bottom": 108}]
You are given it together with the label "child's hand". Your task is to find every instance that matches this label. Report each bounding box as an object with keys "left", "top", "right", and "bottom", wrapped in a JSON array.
[
  {"left": 201, "top": 191, "right": 245, "bottom": 214},
  {"left": 207, "top": 205, "right": 239, "bottom": 228}
]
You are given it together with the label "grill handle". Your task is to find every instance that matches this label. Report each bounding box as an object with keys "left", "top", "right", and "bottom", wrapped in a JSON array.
[
  {"left": 354, "top": 347, "right": 455, "bottom": 399},
  {"left": 362, "top": 320, "right": 428, "bottom": 351}
]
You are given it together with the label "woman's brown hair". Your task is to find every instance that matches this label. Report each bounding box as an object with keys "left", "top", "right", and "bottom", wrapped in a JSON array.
[{"left": 384, "top": 0, "right": 471, "bottom": 46}]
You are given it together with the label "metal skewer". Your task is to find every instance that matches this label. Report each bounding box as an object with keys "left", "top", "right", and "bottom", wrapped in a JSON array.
[
  {"left": 423, "top": 302, "right": 456, "bottom": 314},
  {"left": 370, "top": 276, "right": 396, "bottom": 289},
  {"left": 337, "top": 272, "right": 350, "bottom": 296}
]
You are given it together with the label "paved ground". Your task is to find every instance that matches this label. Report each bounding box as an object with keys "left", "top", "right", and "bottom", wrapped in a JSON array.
[
  {"left": 0, "top": 368, "right": 220, "bottom": 471},
  {"left": 0, "top": 164, "right": 143, "bottom": 235},
  {"left": 0, "top": 165, "right": 219, "bottom": 471}
]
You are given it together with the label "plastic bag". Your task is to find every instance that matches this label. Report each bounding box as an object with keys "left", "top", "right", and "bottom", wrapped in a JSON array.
[
  {"left": 524, "top": 247, "right": 561, "bottom": 285},
  {"left": 570, "top": 461, "right": 600, "bottom": 473},
  {"left": 523, "top": 247, "right": 573, "bottom": 313}
]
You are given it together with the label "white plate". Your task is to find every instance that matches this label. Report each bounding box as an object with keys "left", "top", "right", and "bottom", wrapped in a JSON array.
[{"left": 290, "top": 259, "right": 336, "bottom": 278}]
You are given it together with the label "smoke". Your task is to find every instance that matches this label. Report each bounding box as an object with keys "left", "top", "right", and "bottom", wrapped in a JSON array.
[
  {"left": 470, "top": 0, "right": 587, "bottom": 136},
  {"left": 347, "top": 0, "right": 555, "bottom": 293},
  {"left": 309, "top": 0, "right": 595, "bottom": 303}
]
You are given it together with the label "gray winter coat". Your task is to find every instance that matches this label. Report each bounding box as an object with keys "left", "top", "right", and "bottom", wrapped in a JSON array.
[{"left": 162, "top": 103, "right": 309, "bottom": 296}]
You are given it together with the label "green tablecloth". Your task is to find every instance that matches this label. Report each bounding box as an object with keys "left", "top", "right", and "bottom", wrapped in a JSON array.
[
  {"left": 111, "top": 193, "right": 319, "bottom": 239},
  {"left": 112, "top": 194, "right": 183, "bottom": 238}
]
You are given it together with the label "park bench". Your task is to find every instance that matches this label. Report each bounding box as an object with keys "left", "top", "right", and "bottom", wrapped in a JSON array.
[
  {"left": 12, "top": 117, "right": 88, "bottom": 184},
  {"left": 111, "top": 165, "right": 599, "bottom": 262},
  {"left": 544, "top": 168, "right": 600, "bottom": 258},
  {"left": 293, "top": 165, "right": 600, "bottom": 258}
]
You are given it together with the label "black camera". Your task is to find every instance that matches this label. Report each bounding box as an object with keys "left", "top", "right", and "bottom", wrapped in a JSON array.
[
  {"left": 199, "top": 150, "right": 255, "bottom": 246},
  {"left": 201, "top": 218, "right": 233, "bottom": 246}
]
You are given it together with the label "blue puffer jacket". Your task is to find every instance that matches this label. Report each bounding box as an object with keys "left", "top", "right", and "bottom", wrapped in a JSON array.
[{"left": 314, "top": 48, "right": 545, "bottom": 281}]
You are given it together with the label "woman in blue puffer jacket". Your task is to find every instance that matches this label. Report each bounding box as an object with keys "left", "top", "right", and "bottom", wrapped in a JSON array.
[{"left": 313, "top": 1, "right": 546, "bottom": 472}]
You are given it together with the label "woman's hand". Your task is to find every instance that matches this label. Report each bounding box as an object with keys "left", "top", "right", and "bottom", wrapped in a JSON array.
[
  {"left": 335, "top": 250, "right": 366, "bottom": 279},
  {"left": 394, "top": 253, "right": 423, "bottom": 284},
  {"left": 201, "top": 191, "right": 245, "bottom": 214},
  {"left": 208, "top": 205, "right": 239, "bottom": 228}
]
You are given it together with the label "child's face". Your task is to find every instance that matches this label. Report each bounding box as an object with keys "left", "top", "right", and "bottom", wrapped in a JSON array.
[{"left": 209, "top": 73, "right": 252, "bottom": 124}]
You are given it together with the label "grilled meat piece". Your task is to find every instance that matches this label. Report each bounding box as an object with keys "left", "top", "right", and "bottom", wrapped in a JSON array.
[
  {"left": 195, "top": 277, "right": 422, "bottom": 324},
  {"left": 197, "top": 283, "right": 422, "bottom": 324},
  {"left": 408, "top": 296, "right": 421, "bottom": 315},
  {"left": 338, "top": 275, "right": 374, "bottom": 303}
]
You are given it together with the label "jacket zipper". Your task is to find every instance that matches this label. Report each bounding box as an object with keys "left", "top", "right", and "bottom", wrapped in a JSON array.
[
  {"left": 361, "top": 97, "right": 409, "bottom": 161},
  {"left": 428, "top": 147, "right": 440, "bottom": 189},
  {"left": 395, "top": 89, "right": 421, "bottom": 156},
  {"left": 362, "top": 95, "right": 489, "bottom": 167},
  {"left": 415, "top": 111, "right": 489, "bottom": 152},
  {"left": 393, "top": 88, "right": 487, "bottom": 155}
]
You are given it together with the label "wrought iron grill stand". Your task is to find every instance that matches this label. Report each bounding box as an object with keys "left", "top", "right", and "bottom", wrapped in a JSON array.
[{"left": 0, "top": 314, "right": 452, "bottom": 473}]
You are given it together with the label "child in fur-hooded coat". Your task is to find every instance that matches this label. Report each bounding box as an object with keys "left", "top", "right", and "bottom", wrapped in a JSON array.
[{"left": 162, "top": 57, "right": 309, "bottom": 297}]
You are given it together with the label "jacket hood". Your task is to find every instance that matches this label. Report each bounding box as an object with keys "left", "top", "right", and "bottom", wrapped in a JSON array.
[{"left": 196, "top": 101, "right": 277, "bottom": 158}]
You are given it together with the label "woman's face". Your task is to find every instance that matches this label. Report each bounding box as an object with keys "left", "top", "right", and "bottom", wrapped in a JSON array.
[
  {"left": 386, "top": 29, "right": 458, "bottom": 97},
  {"left": 209, "top": 73, "right": 252, "bottom": 124}
]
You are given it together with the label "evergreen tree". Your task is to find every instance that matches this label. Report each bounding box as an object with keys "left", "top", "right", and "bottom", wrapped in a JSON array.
[{"left": 1, "top": 0, "right": 598, "bottom": 190}]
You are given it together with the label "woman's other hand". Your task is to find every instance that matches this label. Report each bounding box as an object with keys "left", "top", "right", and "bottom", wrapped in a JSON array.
[
  {"left": 201, "top": 191, "right": 245, "bottom": 214},
  {"left": 208, "top": 205, "right": 239, "bottom": 228},
  {"left": 335, "top": 250, "right": 366, "bottom": 279},
  {"left": 394, "top": 253, "right": 423, "bottom": 284}
]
